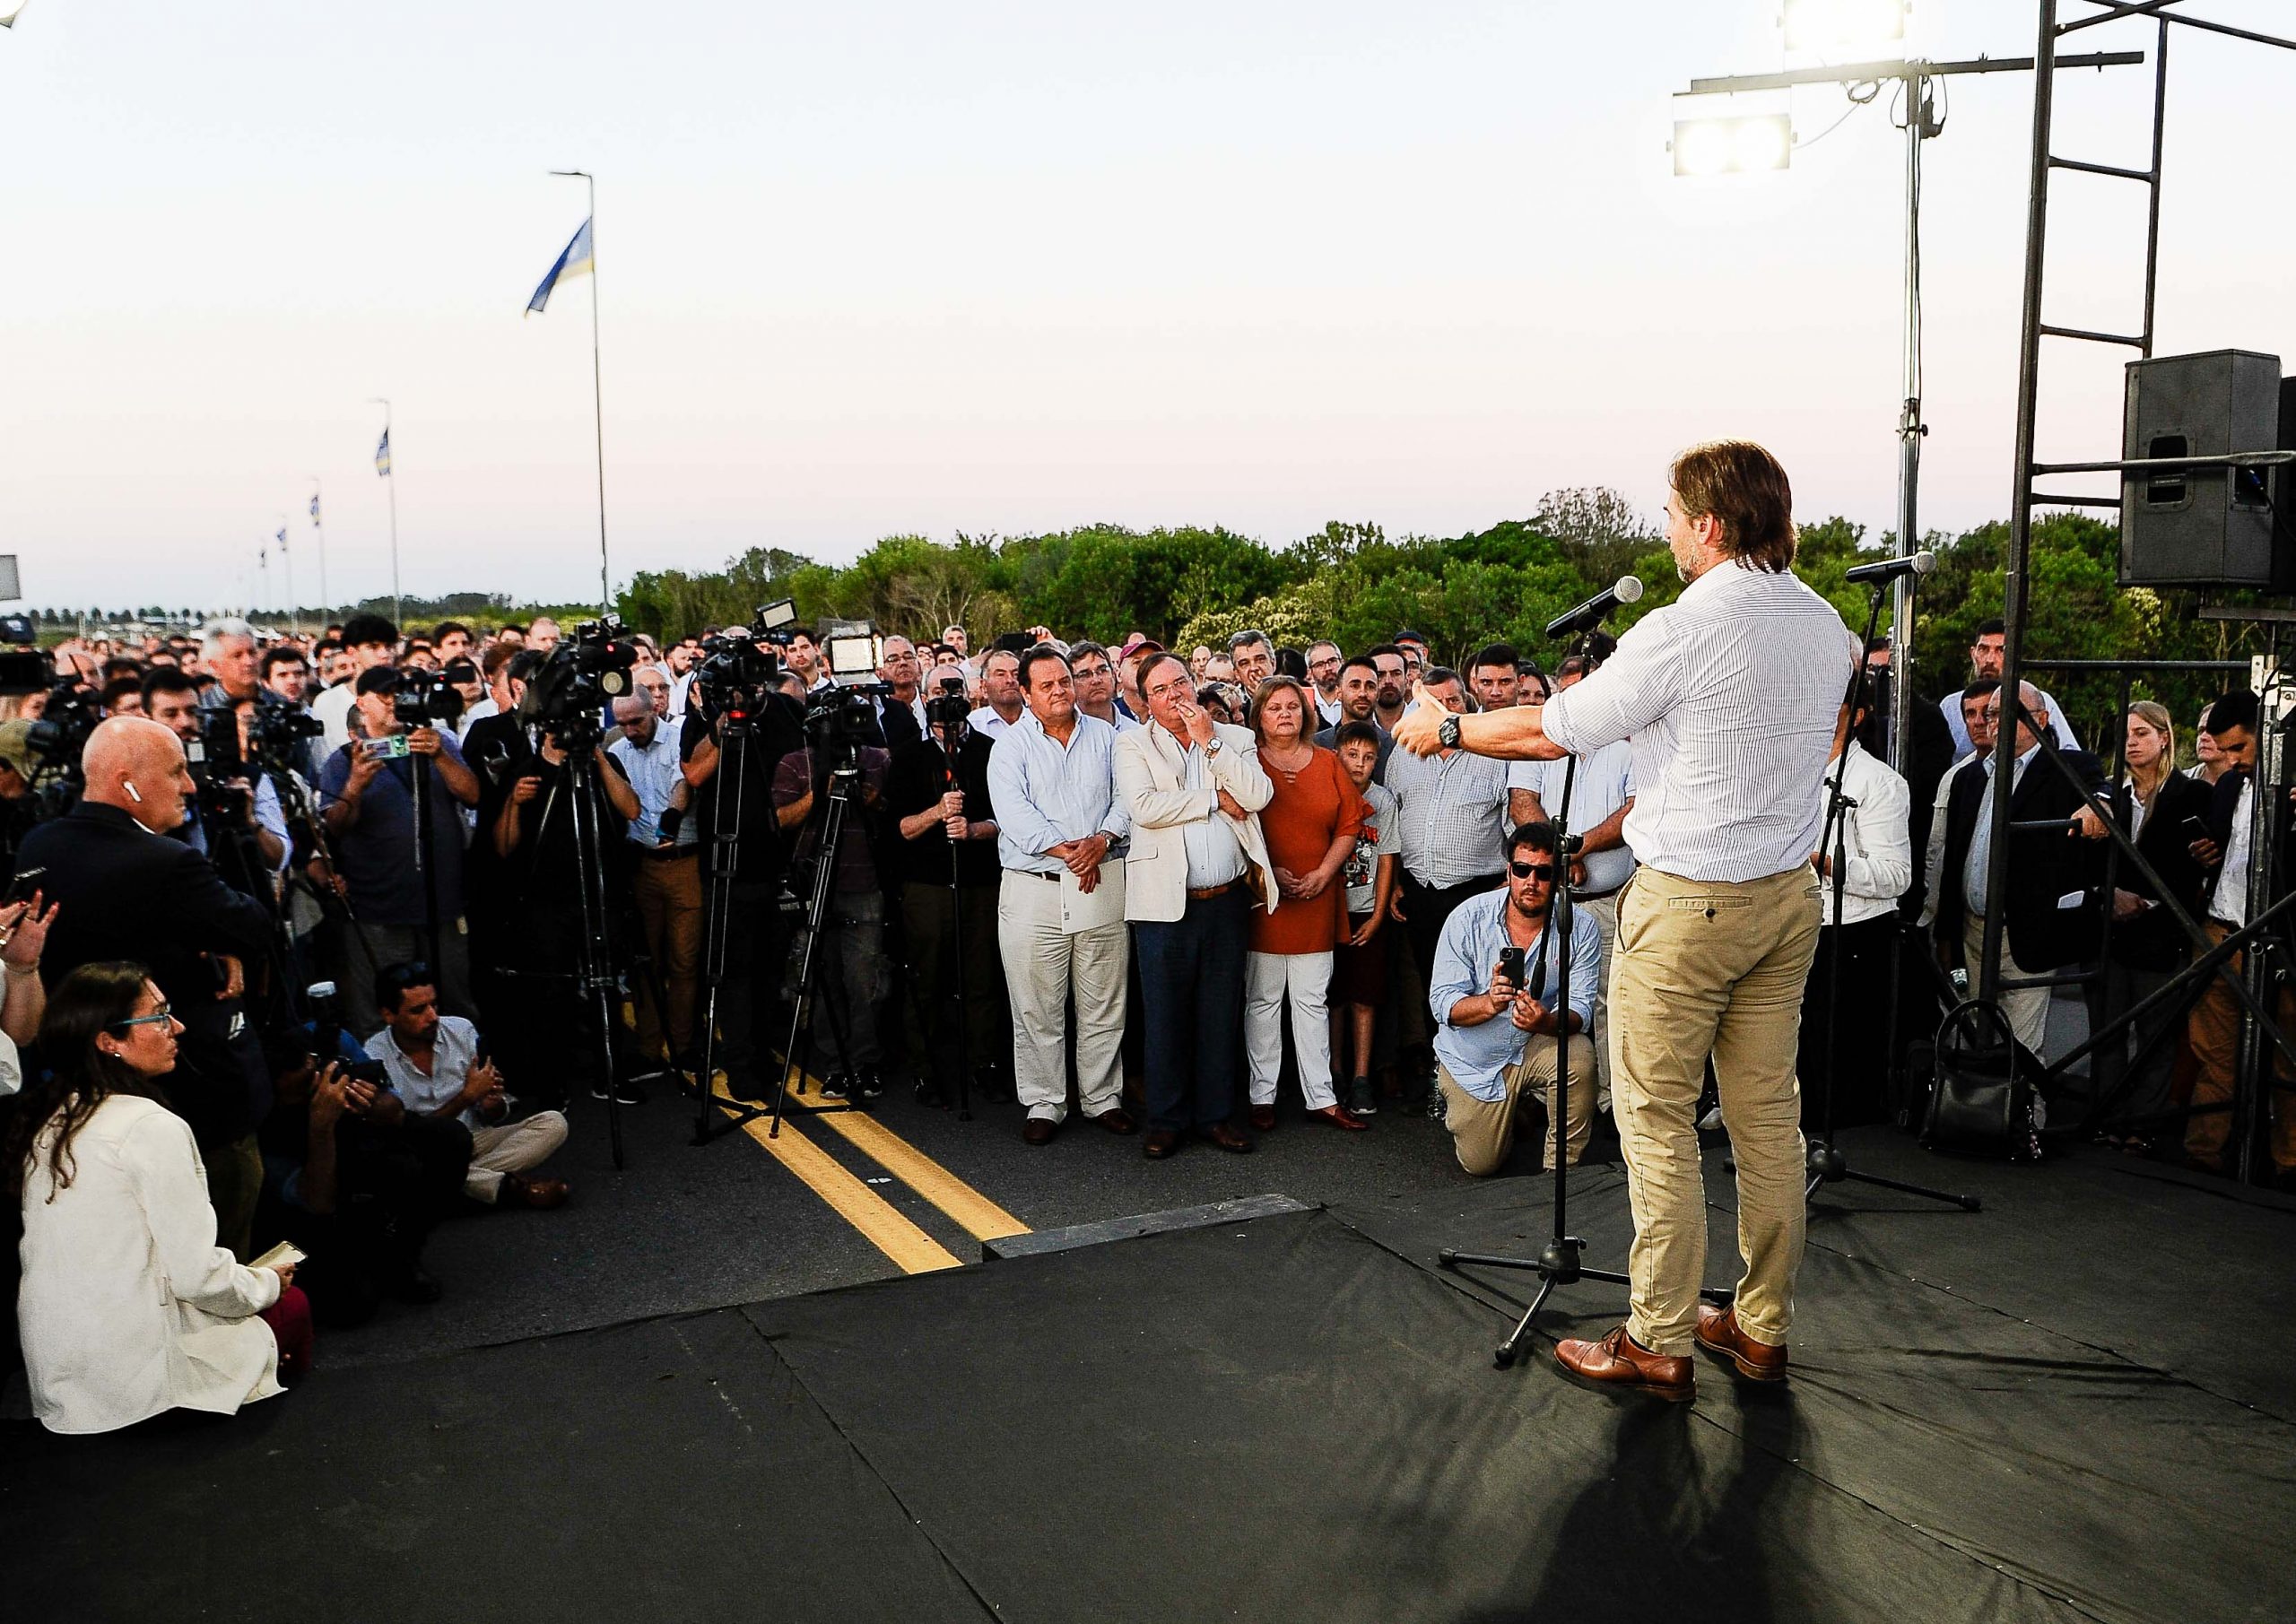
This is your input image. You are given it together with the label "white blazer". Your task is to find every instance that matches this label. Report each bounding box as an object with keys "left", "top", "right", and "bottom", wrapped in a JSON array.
[
  {"left": 1115, "top": 719, "right": 1278, "bottom": 924},
  {"left": 18, "top": 1093, "right": 283, "bottom": 1435}
]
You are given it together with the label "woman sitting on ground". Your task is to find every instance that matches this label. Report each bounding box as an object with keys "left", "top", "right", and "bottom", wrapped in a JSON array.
[{"left": 7, "top": 961, "right": 309, "bottom": 1435}]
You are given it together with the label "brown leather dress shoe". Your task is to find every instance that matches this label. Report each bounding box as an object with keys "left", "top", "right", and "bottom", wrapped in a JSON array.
[
  {"left": 1143, "top": 1128, "right": 1180, "bottom": 1159},
  {"left": 1694, "top": 1304, "right": 1788, "bottom": 1382},
  {"left": 503, "top": 1174, "right": 570, "bottom": 1211},
  {"left": 1193, "top": 1122, "right": 1255, "bottom": 1154},
  {"left": 1249, "top": 1104, "right": 1277, "bottom": 1132},
  {"left": 1552, "top": 1325, "right": 1693, "bottom": 1402},
  {"left": 1091, "top": 1107, "right": 1139, "bottom": 1136},
  {"left": 1306, "top": 1104, "right": 1368, "bottom": 1131},
  {"left": 1022, "top": 1116, "right": 1058, "bottom": 1147}
]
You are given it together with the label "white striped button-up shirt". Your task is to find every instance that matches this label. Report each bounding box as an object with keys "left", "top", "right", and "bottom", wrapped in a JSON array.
[
  {"left": 987, "top": 711, "right": 1131, "bottom": 877},
  {"left": 1540, "top": 562, "right": 1855, "bottom": 883}
]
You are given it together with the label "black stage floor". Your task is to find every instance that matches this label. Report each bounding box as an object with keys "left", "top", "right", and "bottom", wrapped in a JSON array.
[{"left": 5, "top": 1129, "right": 2291, "bottom": 1624}]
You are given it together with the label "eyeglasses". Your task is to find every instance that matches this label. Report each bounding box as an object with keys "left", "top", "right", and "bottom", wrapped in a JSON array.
[
  {"left": 1071, "top": 664, "right": 1111, "bottom": 681},
  {"left": 109, "top": 1004, "right": 174, "bottom": 1031},
  {"left": 1508, "top": 861, "right": 1557, "bottom": 881}
]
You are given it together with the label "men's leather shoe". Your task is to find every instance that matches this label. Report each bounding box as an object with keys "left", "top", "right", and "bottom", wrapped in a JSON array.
[
  {"left": 1249, "top": 1104, "right": 1277, "bottom": 1132},
  {"left": 1694, "top": 1305, "right": 1787, "bottom": 1382},
  {"left": 1307, "top": 1104, "right": 1368, "bottom": 1132},
  {"left": 1553, "top": 1325, "right": 1693, "bottom": 1403},
  {"left": 1193, "top": 1123, "right": 1254, "bottom": 1154},
  {"left": 1091, "top": 1107, "right": 1139, "bottom": 1136},
  {"left": 1022, "top": 1116, "right": 1058, "bottom": 1147},
  {"left": 503, "top": 1174, "right": 570, "bottom": 1211},
  {"left": 1144, "top": 1129, "right": 1180, "bottom": 1159}
]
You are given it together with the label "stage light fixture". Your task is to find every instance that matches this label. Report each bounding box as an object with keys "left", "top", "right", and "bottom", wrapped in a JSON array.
[
  {"left": 1672, "top": 114, "right": 1793, "bottom": 178},
  {"left": 1781, "top": 0, "right": 1907, "bottom": 53}
]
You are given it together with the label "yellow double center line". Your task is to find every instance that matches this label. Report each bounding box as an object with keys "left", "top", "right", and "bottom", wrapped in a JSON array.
[{"left": 712, "top": 1078, "right": 1028, "bottom": 1273}]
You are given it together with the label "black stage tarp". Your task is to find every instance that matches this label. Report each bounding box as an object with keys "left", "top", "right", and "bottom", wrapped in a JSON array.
[{"left": 5, "top": 1132, "right": 2292, "bottom": 1623}]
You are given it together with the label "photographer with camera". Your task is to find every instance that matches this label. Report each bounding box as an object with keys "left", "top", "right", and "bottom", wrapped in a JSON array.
[
  {"left": 144, "top": 668, "right": 290, "bottom": 884},
  {"left": 678, "top": 628, "right": 808, "bottom": 1101},
  {"left": 317, "top": 666, "right": 480, "bottom": 1035},
  {"left": 889, "top": 674, "right": 1002, "bottom": 1107}
]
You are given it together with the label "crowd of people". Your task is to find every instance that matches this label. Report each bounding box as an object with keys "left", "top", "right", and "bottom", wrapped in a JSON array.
[{"left": 2, "top": 500, "right": 2288, "bottom": 1433}]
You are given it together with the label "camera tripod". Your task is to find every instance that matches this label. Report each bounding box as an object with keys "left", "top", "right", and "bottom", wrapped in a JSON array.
[
  {"left": 761, "top": 748, "right": 877, "bottom": 1136},
  {"left": 1437, "top": 628, "right": 1734, "bottom": 1367}
]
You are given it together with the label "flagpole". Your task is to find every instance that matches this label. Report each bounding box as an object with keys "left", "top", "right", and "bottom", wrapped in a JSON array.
[
  {"left": 552, "top": 169, "right": 611, "bottom": 613},
  {"left": 370, "top": 397, "right": 401, "bottom": 626},
  {"left": 279, "top": 517, "right": 295, "bottom": 637},
  {"left": 309, "top": 477, "right": 329, "bottom": 629}
]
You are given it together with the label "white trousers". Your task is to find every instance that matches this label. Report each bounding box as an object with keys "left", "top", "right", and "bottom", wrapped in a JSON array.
[
  {"left": 1244, "top": 950, "right": 1336, "bottom": 1110},
  {"left": 466, "top": 1111, "right": 569, "bottom": 1203},
  {"left": 1961, "top": 910, "right": 2051, "bottom": 1057},
  {"left": 997, "top": 873, "right": 1129, "bottom": 1122}
]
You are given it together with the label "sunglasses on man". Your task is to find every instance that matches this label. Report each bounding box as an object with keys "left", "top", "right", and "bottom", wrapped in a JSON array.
[{"left": 1508, "top": 861, "right": 1557, "bottom": 881}]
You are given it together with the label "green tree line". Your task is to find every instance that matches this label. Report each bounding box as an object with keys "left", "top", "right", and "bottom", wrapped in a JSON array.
[{"left": 613, "top": 490, "right": 2271, "bottom": 757}]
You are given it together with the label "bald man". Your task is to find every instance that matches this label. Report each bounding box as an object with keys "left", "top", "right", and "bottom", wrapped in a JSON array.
[{"left": 17, "top": 717, "right": 277, "bottom": 1255}]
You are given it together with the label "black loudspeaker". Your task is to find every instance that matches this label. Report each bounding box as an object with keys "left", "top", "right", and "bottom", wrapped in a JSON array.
[{"left": 2118, "top": 349, "right": 2289, "bottom": 588}]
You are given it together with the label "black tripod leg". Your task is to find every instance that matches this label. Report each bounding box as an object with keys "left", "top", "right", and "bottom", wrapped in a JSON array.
[
  {"left": 1494, "top": 1275, "right": 1558, "bottom": 1368},
  {"left": 1837, "top": 1167, "right": 1981, "bottom": 1211}
]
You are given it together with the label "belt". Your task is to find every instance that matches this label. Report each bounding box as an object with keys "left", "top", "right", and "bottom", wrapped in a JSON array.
[
  {"left": 639, "top": 845, "right": 699, "bottom": 863},
  {"left": 1573, "top": 885, "right": 1622, "bottom": 902},
  {"left": 1187, "top": 881, "right": 1238, "bottom": 901},
  {"left": 1018, "top": 868, "right": 1062, "bottom": 882}
]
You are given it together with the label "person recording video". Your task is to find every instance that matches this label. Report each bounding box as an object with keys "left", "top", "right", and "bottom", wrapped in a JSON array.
[{"left": 317, "top": 667, "right": 480, "bottom": 1034}]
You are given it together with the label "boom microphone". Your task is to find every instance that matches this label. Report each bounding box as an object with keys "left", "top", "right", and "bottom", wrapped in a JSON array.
[
  {"left": 1842, "top": 549, "right": 1936, "bottom": 586},
  {"left": 1545, "top": 575, "right": 1644, "bottom": 639}
]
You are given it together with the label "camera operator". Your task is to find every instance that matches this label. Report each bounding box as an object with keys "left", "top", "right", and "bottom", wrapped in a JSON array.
[
  {"left": 488, "top": 700, "right": 642, "bottom": 1107},
  {"left": 143, "top": 668, "right": 290, "bottom": 883},
  {"left": 317, "top": 667, "right": 480, "bottom": 1033},
  {"left": 0, "top": 722, "right": 41, "bottom": 866},
  {"left": 608, "top": 691, "right": 701, "bottom": 1072},
  {"left": 18, "top": 717, "right": 277, "bottom": 1256},
  {"left": 888, "top": 680, "right": 1001, "bottom": 1107},
  {"left": 679, "top": 642, "right": 807, "bottom": 1101}
]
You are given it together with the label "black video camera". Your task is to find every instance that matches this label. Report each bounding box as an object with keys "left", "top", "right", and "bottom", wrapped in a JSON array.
[
  {"left": 924, "top": 673, "right": 970, "bottom": 734},
  {"left": 187, "top": 708, "right": 252, "bottom": 824},
  {"left": 24, "top": 681, "right": 101, "bottom": 774},
  {"left": 392, "top": 667, "right": 464, "bottom": 730},
  {"left": 245, "top": 704, "right": 325, "bottom": 776},
  {"left": 521, "top": 613, "right": 639, "bottom": 750}
]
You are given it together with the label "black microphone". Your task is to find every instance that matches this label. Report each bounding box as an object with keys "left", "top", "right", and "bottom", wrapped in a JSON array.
[
  {"left": 1544, "top": 575, "right": 1645, "bottom": 639},
  {"left": 1842, "top": 549, "right": 1936, "bottom": 586}
]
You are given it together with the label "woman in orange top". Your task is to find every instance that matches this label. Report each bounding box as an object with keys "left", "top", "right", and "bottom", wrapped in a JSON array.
[{"left": 1246, "top": 676, "right": 1368, "bottom": 1130}]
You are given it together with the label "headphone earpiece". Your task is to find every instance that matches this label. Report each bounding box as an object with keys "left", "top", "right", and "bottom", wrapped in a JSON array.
[{"left": 124, "top": 782, "right": 143, "bottom": 803}]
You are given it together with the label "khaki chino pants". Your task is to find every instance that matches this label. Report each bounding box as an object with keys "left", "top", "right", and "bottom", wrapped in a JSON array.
[
  {"left": 1610, "top": 864, "right": 1822, "bottom": 1357},
  {"left": 1437, "top": 1035, "right": 1596, "bottom": 1175}
]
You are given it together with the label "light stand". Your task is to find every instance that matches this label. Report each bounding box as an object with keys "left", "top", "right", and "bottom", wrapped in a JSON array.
[
  {"left": 409, "top": 748, "right": 443, "bottom": 983},
  {"left": 1439, "top": 625, "right": 1728, "bottom": 1368}
]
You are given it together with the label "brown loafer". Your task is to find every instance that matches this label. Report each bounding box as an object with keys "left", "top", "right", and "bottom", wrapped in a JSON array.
[
  {"left": 1022, "top": 1116, "right": 1058, "bottom": 1147},
  {"left": 1693, "top": 1304, "right": 1788, "bottom": 1382},
  {"left": 504, "top": 1174, "right": 570, "bottom": 1211},
  {"left": 1306, "top": 1104, "right": 1368, "bottom": 1132},
  {"left": 1553, "top": 1325, "right": 1693, "bottom": 1403},
  {"left": 1193, "top": 1122, "right": 1255, "bottom": 1154},
  {"left": 1143, "top": 1128, "right": 1180, "bottom": 1159},
  {"left": 1248, "top": 1104, "right": 1277, "bottom": 1132},
  {"left": 1091, "top": 1107, "right": 1139, "bottom": 1136}
]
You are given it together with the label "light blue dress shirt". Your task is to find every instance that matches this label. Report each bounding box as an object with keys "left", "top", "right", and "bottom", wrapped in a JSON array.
[{"left": 1428, "top": 887, "right": 1602, "bottom": 1102}]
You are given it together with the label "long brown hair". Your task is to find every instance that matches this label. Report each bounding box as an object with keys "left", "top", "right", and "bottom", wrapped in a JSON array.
[{"left": 4, "top": 961, "right": 170, "bottom": 1203}]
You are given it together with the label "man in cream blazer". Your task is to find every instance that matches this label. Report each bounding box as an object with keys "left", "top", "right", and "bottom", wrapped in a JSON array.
[{"left": 1116, "top": 654, "right": 1276, "bottom": 1159}]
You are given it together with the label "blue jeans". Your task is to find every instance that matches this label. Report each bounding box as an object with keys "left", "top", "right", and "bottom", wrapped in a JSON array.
[{"left": 1135, "top": 888, "right": 1249, "bottom": 1133}]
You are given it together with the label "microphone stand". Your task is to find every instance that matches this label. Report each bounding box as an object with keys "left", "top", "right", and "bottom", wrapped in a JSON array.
[
  {"left": 1800, "top": 578, "right": 1978, "bottom": 1212},
  {"left": 1440, "top": 621, "right": 1730, "bottom": 1368}
]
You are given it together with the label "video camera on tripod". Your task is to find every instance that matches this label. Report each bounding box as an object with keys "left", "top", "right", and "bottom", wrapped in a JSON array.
[
  {"left": 244, "top": 704, "right": 324, "bottom": 777},
  {"left": 391, "top": 666, "right": 465, "bottom": 733},
  {"left": 923, "top": 673, "right": 970, "bottom": 734},
  {"left": 803, "top": 622, "right": 893, "bottom": 761},
  {"left": 21, "top": 679, "right": 103, "bottom": 814},
  {"left": 520, "top": 613, "right": 641, "bottom": 751},
  {"left": 690, "top": 597, "right": 799, "bottom": 725}
]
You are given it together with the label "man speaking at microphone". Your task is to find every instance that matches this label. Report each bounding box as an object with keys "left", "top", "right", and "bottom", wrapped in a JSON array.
[{"left": 1395, "top": 440, "right": 1852, "bottom": 1400}]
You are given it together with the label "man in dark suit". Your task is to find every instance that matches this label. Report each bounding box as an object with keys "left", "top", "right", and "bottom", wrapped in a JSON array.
[
  {"left": 1934, "top": 682, "right": 2106, "bottom": 1055},
  {"left": 16, "top": 716, "right": 277, "bottom": 1255}
]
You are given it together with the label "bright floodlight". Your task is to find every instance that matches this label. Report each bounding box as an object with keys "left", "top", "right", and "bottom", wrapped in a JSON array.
[
  {"left": 1782, "top": 0, "right": 1906, "bottom": 53},
  {"left": 1673, "top": 115, "right": 1793, "bottom": 178}
]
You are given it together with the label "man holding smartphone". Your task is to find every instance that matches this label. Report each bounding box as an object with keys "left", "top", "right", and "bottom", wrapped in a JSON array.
[
  {"left": 318, "top": 667, "right": 481, "bottom": 1035},
  {"left": 1427, "top": 821, "right": 1599, "bottom": 1176}
]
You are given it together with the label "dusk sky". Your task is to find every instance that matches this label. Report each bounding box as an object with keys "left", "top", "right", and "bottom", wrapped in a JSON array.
[{"left": 3, "top": 2, "right": 2291, "bottom": 612}]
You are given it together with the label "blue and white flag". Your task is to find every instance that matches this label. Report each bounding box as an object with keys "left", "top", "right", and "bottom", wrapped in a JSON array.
[
  {"left": 274, "top": 526, "right": 287, "bottom": 550},
  {"left": 526, "top": 217, "right": 594, "bottom": 316},
  {"left": 309, "top": 493, "right": 321, "bottom": 525},
  {"left": 374, "top": 428, "right": 392, "bottom": 476}
]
